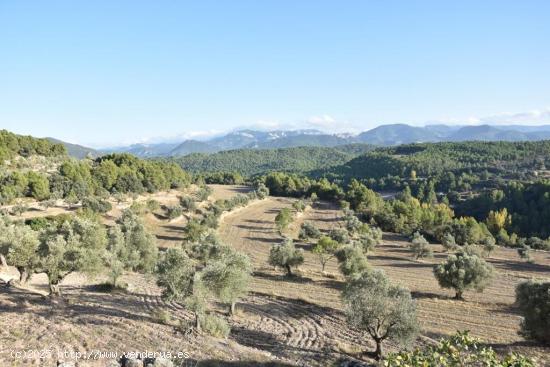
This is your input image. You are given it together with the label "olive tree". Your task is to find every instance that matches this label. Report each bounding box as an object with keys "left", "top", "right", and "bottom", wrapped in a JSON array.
[
  {"left": 0, "top": 223, "right": 40, "bottom": 283},
  {"left": 343, "top": 270, "right": 419, "bottom": 359},
  {"left": 441, "top": 233, "right": 458, "bottom": 252},
  {"left": 292, "top": 200, "right": 307, "bottom": 213},
  {"left": 184, "top": 233, "right": 230, "bottom": 266},
  {"left": 515, "top": 280, "right": 550, "bottom": 345},
  {"left": 201, "top": 249, "right": 252, "bottom": 315},
  {"left": 409, "top": 232, "right": 433, "bottom": 260},
  {"left": 254, "top": 183, "right": 269, "bottom": 199},
  {"left": 335, "top": 244, "right": 370, "bottom": 278},
  {"left": 329, "top": 228, "right": 350, "bottom": 244},
  {"left": 183, "top": 219, "right": 208, "bottom": 243},
  {"left": 517, "top": 245, "right": 532, "bottom": 262},
  {"left": 118, "top": 209, "right": 158, "bottom": 270},
  {"left": 274, "top": 208, "right": 292, "bottom": 233},
  {"left": 355, "top": 231, "right": 380, "bottom": 253},
  {"left": 433, "top": 251, "right": 494, "bottom": 300},
  {"left": 268, "top": 238, "right": 304, "bottom": 276},
  {"left": 39, "top": 216, "right": 108, "bottom": 296},
  {"left": 312, "top": 236, "right": 340, "bottom": 273},
  {"left": 345, "top": 214, "right": 363, "bottom": 234},
  {"left": 481, "top": 236, "right": 496, "bottom": 257},
  {"left": 156, "top": 248, "right": 205, "bottom": 331},
  {"left": 105, "top": 210, "right": 158, "bottom": 287}
]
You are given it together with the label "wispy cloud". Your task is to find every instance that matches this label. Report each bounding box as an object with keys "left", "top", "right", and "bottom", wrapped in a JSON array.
[
  {"left": 480, "top": 108, "right": 550, "bottom": 124},
  {"left": 304, "top": 115, "right": 361, "bottom": 133},
  {"left": 427, "top": 107, "right": 550, "bottom": 126},
  {"left": 306, "top": 114, "right": 336, "bottom": 127},
  {"left": 236, "top": 115, "right": 360, "bottom": 134}
]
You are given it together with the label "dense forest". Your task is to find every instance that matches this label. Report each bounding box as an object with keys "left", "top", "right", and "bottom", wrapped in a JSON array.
[
  {"left": 455, "top": 181, "right": 550, "bottom": 238},
  {"left": 319, "top": 141, "right": 550, "bottom": 189},
  {"left": 170, "top": 144, "right": 374, "bottom": 176}
]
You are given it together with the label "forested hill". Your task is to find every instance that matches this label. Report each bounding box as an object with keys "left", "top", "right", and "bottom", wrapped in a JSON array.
[
  {"left": 320, "top": 140, "right": 550, "bottom": 183},
  {"left": 170, "top": 144, "right": 374, "bottom": 176},
  {"left": 0, "top": 129, "right": 66, "bottom": 162}
]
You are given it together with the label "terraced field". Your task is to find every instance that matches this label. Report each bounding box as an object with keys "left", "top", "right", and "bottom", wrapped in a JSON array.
[
  {"left": 1, "top": 187, "right": 549, "bottom": 366},
  {"left": 217, "top": 196, "right": 550, "bottom": 365}
]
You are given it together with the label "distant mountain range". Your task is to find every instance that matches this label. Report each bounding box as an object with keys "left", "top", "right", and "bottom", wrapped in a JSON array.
[{"left": 53, "top": 124, "right": 550, "bottom": 159}]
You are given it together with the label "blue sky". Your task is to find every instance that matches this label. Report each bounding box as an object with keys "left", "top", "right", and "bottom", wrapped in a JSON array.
[{"left": 1, "top": 1, "right": 549, "bottom": 147}]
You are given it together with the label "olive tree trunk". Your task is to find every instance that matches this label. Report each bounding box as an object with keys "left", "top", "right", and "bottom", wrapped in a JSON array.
[
  {"left": 285, "top": 264, "right": 293, "bottom": 277},
  {"left": 16, "top": 266, "right": 30, "bottom": 284},
  {"left": 194, "top": 312, "right": 201, "bottom": 332},
  {"left": 374, "top": 338, "right": 383, "bottom": 360}
]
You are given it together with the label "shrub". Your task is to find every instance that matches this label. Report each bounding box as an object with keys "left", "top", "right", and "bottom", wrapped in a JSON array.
[
  {"left": 329, "top": 228, "right": 350, "bottom": 244},
  {"left": 146, "top": 199, "right": 161, "bottom": 212},
  {"left": 201, "top": 211, "right": 220, "bottom": 229},
  {"left": 152, "top": 309, "right": 175, "bottom": 326},
  {"left": 179, "top": 195, "right": 197, "bottom": 211},
  {"left": 202, "top": 314, "right": 230, "bottom": 338},
  {"left": 298, "top": 222, "right": 321, "bottom": 240},
  {"left": 183, "top": 219, "right": 208, "bottom": 243},
  {"left": 82, "top": 196, "right": 112, "bottom": 214},
  {"left": 195, "top": 185, "right": 213, "bottom": 201},
  {"left": 515, "top": 280, "right": 550, "bottom": 345},
  {"left": 165, "top": 205, "right": 183, "bottom": 220},
  {"left": 384, "top": 331, "right": 535, "bottom": 366},
  {"left": 433, "top": 251, "right": 494, "bottom": 300}
]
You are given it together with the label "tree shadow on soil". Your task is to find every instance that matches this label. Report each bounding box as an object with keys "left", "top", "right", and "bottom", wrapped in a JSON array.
[
  {"left": 0, "top": 285, "right": 158, "bottom": 325},
  {"left": 244, "top": 236, "right": 280, "bottom": 244},
  {"left": 253, "top": 271, "right": 315, "bottom": 284},
  {"left": 489, "top": 258, "right": 550, "bottom": 274}
]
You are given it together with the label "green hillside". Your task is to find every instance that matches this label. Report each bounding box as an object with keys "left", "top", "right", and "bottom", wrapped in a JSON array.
[
  {"left": 171, "top": 145, "right": 374, "bottom": 176},
  {"left": 0, "top": 129, "right": 66, "bottom": 163}
]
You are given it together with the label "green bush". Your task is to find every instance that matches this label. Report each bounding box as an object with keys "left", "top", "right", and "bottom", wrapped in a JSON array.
[
  {"left": 82, "top": 196, "right": 112, "bottom": 214},
  {"left": 165, "top": 205, "right": 183, "bottom": 220},
  {"left": 384, "top": 331, "right": 535, "bottom": 366},
  {"left": 202, "top": 314, "right": 230, "bottom": 338}
]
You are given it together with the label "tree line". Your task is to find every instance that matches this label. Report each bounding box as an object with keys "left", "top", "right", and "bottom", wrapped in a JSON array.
[{"left": 1, "top": 153, "right": 190, "bottom": 205}]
